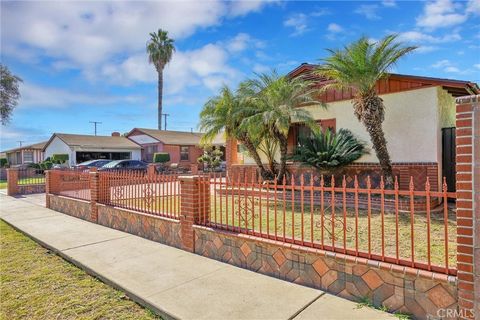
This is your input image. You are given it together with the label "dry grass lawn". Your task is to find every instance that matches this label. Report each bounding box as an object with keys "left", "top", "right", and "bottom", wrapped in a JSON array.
[{"left": 0, "top": 220, "right": 161, "bottom": 320}]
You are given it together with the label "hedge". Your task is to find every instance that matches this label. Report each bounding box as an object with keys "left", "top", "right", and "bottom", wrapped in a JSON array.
[
  {"left": 51, "top": 154, "right": 69, "bottom": 164},
  {"left": 153, "top": 152, "right": 170, "bottom": 163}
]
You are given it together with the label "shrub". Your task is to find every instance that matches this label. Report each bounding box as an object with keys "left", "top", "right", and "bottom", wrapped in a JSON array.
[
  {"left": 40, "top": 161, "right": 53, "bottom": 170},
  {"left": 153, "top": 152, "right": 170, "bottom": 163},
  {"left": 290, "top": 129, "right": 368, "bottom": 171},
  {"left": 198, "top": 146, "right": 223, "bottom": 172},
  {"left": 0, "top": 158, "right": 8, "bottom": 168},
  {"left": 51, "top": 154, "right": 69, "bottom": 164}
]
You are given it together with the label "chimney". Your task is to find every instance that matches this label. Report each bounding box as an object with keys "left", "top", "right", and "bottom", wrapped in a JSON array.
[{"left": 111, "top": 132, "right": 120, "bottom": 137}]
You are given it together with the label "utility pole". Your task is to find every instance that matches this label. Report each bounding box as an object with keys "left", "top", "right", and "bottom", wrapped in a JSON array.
[
  {"left": 161, "top": 113, "right": 170, "bottom": 130},
  {"left": 17, "top": 140, "right": 24, "bottom": 147},
  {"left": 89, "top": 121, "right": 102, "bottom": 136}
]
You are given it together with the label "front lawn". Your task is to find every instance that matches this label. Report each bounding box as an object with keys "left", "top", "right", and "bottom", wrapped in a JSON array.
[{"left": 0, "top": 220, "right": 161, "bottom": 320}]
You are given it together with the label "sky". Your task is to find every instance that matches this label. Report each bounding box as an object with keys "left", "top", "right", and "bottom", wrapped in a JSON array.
[{"left": 1, "top": 0, "right": 479, "bottom": 150}]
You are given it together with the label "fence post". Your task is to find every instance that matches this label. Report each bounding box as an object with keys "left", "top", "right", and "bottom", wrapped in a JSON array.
[
  {"left": 45, "top": 170, "right": 51, "bottom": 208},
  {"left": 89, "top": 168, "right": 99, "bottom": 222},
  {"left": 147, "top": 164, "right": 156, "bottom": 176},
  {"left": 179, "top": 175, "right": 210, "bottom": 252},
  {"left": 455, "top": 95, "right": 479, "bottom": 320},
  {"left": 6, "top": 168, "right": 19, "bottom": 196}
]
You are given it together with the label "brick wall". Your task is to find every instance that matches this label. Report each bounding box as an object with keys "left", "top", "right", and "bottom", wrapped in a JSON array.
[{"left": 455, "top": 95, "right": 479, "bottom": 320}]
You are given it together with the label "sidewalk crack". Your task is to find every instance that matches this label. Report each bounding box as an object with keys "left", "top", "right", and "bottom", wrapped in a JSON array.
[
  {"left": 289, "top": 292, "right": 326, "bottom": 320},
  {"left": 61, "top": 235, "right": 132, "bottom": 252}
]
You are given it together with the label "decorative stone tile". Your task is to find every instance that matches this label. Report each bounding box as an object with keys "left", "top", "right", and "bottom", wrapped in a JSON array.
[
  {"left": 362, "top": 270, "right": 384, "bottom": 290},
  {"left": 213, "top": 236, "right": 223, "bottom": 249},
  {"left": 321, "top": 270, "right": 338, "bottom": 289},
  {"left": 273, "top": 249, "right": 287, "bottom": 267},
  {"left": 240, "top": 242, "right": 252, "bottom": 257},
  {"left": 427, "top": 284, "right": 456, "bottom": 309},
  {"left": 312, "top": 258, "right": 329, "bottom": 276},
  {"left": 372, "top": 283, "right": 394, "bottom": 306}
]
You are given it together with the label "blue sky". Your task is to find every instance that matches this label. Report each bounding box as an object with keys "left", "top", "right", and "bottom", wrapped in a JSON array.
[{"left": 1, "top": 0, "right": 479, "bottom": 150}]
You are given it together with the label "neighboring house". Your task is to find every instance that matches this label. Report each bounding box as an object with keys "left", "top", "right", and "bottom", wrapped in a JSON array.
[
  {"left": 43, "top": 133, "right": 142, "bottom": 166},
  {"left": 228, "top": 63, "right": 480, "bottom": 191},
  {"left": 3, "top": 141, "right": 47, "bottom": 165},
  {"left": 126, "top": 128, "right": 225, "bottom": 167}
]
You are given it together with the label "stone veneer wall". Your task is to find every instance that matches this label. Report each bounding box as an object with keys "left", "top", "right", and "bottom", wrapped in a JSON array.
[
  {"left": 18, "top": 184, "right": 46, "bottom": 195},
  {"left": 194, "top": 226, "right": 457, "bottom": 320},
  {"left": 97, "top": 205, "right": 182, "bottom": 249},
  {"left": 48, "top": 194, "right": 92, "bottom": 221}
]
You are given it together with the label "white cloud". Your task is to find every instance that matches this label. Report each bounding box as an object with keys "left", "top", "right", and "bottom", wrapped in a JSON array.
[
  {"left": 466, "top": 0, "right": 480, "bottom": 15},
  {"left": 397, "top": 31, "right": 462, "bottom": 43},
  {"left": 355, "top": 5, "right": 380, "bottom": 20},
  {"left": 431, "top": 59, "right": 470, "bottom": 74},
  {"left": 284, "top": 13, "right": 309, "bottom": 36},
  {"left": 432, "top": 59, "right": 452, "bottom": 68},
  {"left": 474, "top": 64, "right": 480, "bottom": 69},
  {"left": 416, "top": 45, "right": 439, "bottom": 53},
  {"left": 382, "top": 0, "right": 397, "bottom": 7},
  {"left": 19, "top": 82, "right": 143, "bottom": 108},
  {"left": 225, "top": 33, "right": 264, "bottom": 54},
  {"left": 311, "top": 8, "right": 331, "bottom": 17},
  {"left": 416, "top": 0, "right": 467, "bottom": 29},
  {"left": 327, "top": 23, "right": 343, "bottom": 33},
  {"left": 253, "top": 63, "right": 270, "bottom": 74}
]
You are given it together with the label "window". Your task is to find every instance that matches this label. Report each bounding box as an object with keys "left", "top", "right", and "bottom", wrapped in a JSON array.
[
  {"left": 23, "top": 151, "right": 33, "bottom": 163},
  {"left": 180, "top": 146, "right": 189, "bottom": 161}
]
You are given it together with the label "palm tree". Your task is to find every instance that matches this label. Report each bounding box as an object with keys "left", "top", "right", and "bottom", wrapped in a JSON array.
[
  {"left": 199, "top": 85, "right": 270, "bottom": 179},
  {"left": 241, "top": 71, "right": 322, "bottom": 181},
  {"left": 316, "top": 35, "right": 416, "bottom": 187},
  {"left": 147, "top": 29, "right": 175, "bottom": 130}
]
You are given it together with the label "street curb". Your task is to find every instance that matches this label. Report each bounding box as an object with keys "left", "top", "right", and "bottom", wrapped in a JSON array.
[{"left": 1, "top": 217, "right": 178, "bottom": 320}]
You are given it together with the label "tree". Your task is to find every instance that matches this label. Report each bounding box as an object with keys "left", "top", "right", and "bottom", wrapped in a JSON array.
[
  {"left": 147, "top": 29, "right": 175, "bottom": 130},
  {"left": 198, "top": 146, "right": 223, "bottom": 172},
  {"left": 0, "top": 64, "right": 22, "bottom": 125},
  {"left": 316, "top": 35, "right": 416, "bottom": 187},
  {"left": 199, "top": 85, "right": 272, "bottom": 179},
  {"left": 240, "top": 71, "right": 322, "bottom": 181}
]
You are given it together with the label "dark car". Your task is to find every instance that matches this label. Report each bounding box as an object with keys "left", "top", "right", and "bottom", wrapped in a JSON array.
[
  {"left": 74, "top": 159, "right": 112, "bottom": 170},
  {"left": 98, "top": 160, "right": 148, "bottom": 171}
]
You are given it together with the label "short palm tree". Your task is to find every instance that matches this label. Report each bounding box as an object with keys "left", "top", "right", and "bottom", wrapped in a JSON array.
[
  {"left": 199, "top": 85, "right": 270, "bottom": 178},
  {"left": 241, "top": 71, "right": 322, "bottom": 181},
  {"left": 147, "top": 29, "right": 175, "bottom": 130},
  {"left": 316, "top": 35, "right": 416, "bottom": 187},
  {"left": 291, "top": 128, "right": 368, "bottom": 172}
]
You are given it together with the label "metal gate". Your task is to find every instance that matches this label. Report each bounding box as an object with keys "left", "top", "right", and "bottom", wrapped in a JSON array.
[{"left": 442, "top": 127, "right": 456, "bottom": 192}]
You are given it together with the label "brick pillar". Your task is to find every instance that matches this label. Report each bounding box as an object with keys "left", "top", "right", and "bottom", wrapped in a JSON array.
[
  {"left": 191, "top": 164, "right": 199, "bottom": 174},
  {"left": 147, "top": 164, "right": 156, "bottom": 176},
  {"left": 45, "top": 170, "right": 51, "bottom": 208},
  {"left": 179, "top": 175, "right": 210, "bottom": 252},
  {"left": 6, "top": 168, "right": 19, "bottom": 196},
  {"left": 89, "top": 168, "right": 99, "bottom": 222},
  {"left": 455, "top": 95, "right": 479, "bottom": 319},
  {"left": 225, "top": 138, "right": 238, "bottom": 175}
]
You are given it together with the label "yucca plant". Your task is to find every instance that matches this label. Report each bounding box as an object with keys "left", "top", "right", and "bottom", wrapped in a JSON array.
[{"left": 291, "top": 129, "right": 368, "bottom": 172}]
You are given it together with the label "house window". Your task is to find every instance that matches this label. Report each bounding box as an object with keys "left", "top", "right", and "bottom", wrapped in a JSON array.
[
  {"left": 23, "top": 151, "right": 33, "bottom": 163},
  {"left": 180, "top": 146, "right": 189, "bottom": 161}
]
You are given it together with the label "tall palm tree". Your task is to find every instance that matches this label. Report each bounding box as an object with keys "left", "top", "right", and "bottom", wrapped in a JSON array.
[
  {"left": 316, "top": 35, "right": 416, "bottom": 187},
  {"left": 199, "top": 85, "right": 270, "bottom": 179},
  {"left": 147, "top": 29, "right": 175, "bottom": 130},
  {"left": 241, "top": 71, "right": 322, "bottom": 181}
]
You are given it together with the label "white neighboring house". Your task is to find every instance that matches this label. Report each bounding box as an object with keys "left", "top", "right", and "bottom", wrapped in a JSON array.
[{"left": 43, "top": 133, "right": 142, "bottom": 166}]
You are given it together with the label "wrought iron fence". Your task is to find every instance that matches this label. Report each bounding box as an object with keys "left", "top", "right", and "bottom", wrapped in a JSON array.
[
  {"left": 51, "top": 169, "right": 91, "bottom": 201},
  {"left": 17, "top": 168, "right": 45, "bottom": 185},
  {"left": 198, "top": 172, "right": 457, "bottom": 275}
]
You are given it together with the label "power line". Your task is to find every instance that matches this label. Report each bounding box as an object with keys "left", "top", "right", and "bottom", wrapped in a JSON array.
[
  {"left": 17, "top": 140, "right": 25, "bottom": 147},
  {"left": 89, "top": 121, "right": 102, "bottom": 136}
]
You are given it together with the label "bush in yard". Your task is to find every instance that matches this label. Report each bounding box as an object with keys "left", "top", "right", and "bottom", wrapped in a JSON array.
[
  {"left": 40, "top": 161, "right": 53, "bottom": 170},
  {"left": 198, "top": 146, "right": 223, "bottom": 172},
  {"left": 153, "top": 152, "right": 170, "bottom": 163},
  {"left": 0, "top": 158, "right": 8, "bottom": 168},
  {"left": 290, "top": 129, "right": 368, "bottom": 173},
  {"left": 51, "top": 154, "right": 69, "bottom": 164}
]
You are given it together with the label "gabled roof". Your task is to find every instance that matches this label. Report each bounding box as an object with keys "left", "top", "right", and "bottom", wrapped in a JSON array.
[
  {"left": 43, "top": 133, "right": 141, "bottom": 151},
  {"left": 3, "top": 141, "right": 48, "bottom": 153},
  {"left": 288, "top": 63, "right": 479, "bottom": 98},
  {"left": 127, "top": 128, "right": 204, "bottom": 146}
]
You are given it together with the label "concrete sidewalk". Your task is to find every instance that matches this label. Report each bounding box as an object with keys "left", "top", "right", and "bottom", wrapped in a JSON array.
[{"left": 0, "top": 193, "right": 395, "bottom": 320}]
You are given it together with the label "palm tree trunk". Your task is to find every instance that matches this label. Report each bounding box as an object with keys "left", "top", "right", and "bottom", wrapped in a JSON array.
[
  {"left": 240, "top": 137, "right": 273, "bottom": 180},
  {"left": 357, "top": 94, "right": 394, "bottom": 188},
  {"left": 276, "top": 134, "right": 288, "bottom": 183},
  {"left": 158, "top": 70, "right": 163, "bottom": 130}
]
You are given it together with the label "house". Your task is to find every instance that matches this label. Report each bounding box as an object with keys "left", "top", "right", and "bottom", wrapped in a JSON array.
[
  {"left": 227, "top": 63, "right": 480, "bottom": 191},
  {"left": 3, "top": 141, "right": 47, "bottom": 165},
  {"left": 126, "top": 128, "right": 226, "bottom": 168},
  {"left": 43, "top": 133, "right": 142, "bottom": 166}
]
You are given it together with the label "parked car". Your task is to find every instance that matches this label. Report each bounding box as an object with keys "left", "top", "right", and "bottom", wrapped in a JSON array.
[
  {"left": 74, "top": 159, "right": 111, "bottom": 170},
  {"left": 98, "top": 160, "right": 148, "bottom": 171}
]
